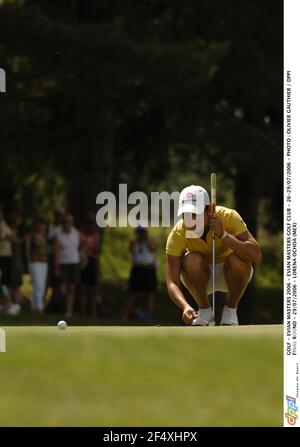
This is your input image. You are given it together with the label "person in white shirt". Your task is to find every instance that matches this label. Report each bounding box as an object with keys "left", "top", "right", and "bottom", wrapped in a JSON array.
[
  {"left": 123, "top": 226, "right": 157, "bottom": 322},
  {"left": 54, "top": 214, "right": 85, "bottom": 318}
]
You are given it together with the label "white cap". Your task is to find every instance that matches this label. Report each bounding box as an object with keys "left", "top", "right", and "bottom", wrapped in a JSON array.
[{"left": 177, "top": 185, "right": 210, "bottom": 217}]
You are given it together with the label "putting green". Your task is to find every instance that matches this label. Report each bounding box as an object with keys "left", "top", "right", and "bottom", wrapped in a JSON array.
[{"left": 0, "top": 325, "right": 283, "bottom": 426}]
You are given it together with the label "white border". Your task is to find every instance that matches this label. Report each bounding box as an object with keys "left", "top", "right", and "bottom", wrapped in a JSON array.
[
  {"left": 284, "top": 0, "right": 300, "bottom": 428},
  {"left": 0, "top": 328, "right": 6, "bottom": 352}
]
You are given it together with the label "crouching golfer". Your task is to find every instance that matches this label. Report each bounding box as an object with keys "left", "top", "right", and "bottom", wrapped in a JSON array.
[{"left": 166, "top": 185, "right": 262, "bottom": 326}]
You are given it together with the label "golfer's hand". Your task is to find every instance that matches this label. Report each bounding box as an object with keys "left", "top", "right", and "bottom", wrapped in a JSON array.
[
  {"left": 182, "top": 306, "right": 197, "bottom": 325},
  {"left": 209, "top": 215, "right": 224, "bottom": 238}
]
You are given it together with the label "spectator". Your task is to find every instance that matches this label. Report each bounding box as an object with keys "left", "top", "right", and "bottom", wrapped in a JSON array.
[
  {"left": 0, "top": 207, "right": 13, "bottom": 290},
  {"left": 80, "top": 213, "right": 101, "bottom": 319},
  {"left": 25, "top": 218, "right": 48, "bottom": 313},
  {"left": 54, "top": 214, "right": 84, "bottom": 318},
  {"left": 123, "top": 226, "right": 157, "bottom": 322},
  {"left": 0, "top": 268, "right": 21, "bottom": 316},
  {"left": 9, "top": 212, "right": 25, "bottom": 304},
  {"left": 48, "top": 207, "right": 64, "bottom": 243},
  {"left": 45, "top": 207, "right": 64, "bottom": 313}
]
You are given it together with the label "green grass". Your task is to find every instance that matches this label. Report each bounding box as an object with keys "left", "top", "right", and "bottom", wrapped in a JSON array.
[{"left": 0, "top": 325, "right": 283, "bottom": 426}]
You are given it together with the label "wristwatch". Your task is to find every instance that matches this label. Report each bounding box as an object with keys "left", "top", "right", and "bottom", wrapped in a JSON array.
[{"left": 220, "top": 230, "right": 229, "bottom": 240}]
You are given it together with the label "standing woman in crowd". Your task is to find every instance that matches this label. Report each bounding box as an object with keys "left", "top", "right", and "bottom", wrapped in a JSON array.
[
  {"left": 25, "top": 218, "right": 48, "bottom": 313},
  {"left": 80, "top": 213, "right": 101, "bottom": 319},
  {"left": 123, "top": 226, "right": 157, "bottom": 322},
  {"left": 45, "top": 207, "right": 64, "bottom": 313},
  {"left": 54, "top": 214, "right": 85, "bottom": 318},
  {"left": 0, "top": 207, "right": 13, "bottom": 292},
  {"left": 9, "top": 212, "right": 25, "bottom": 304}
]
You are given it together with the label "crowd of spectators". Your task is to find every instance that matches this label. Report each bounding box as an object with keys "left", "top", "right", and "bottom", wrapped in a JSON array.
[{"left": 0, "top": 206, "right": 158, "bottom": 322}]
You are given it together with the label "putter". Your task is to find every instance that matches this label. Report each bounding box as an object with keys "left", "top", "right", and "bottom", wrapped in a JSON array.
[{"left": 209, "top": 173, "right": 217, "bottom": 326}]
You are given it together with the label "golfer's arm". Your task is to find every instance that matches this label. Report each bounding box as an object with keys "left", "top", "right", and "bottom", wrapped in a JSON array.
[
  {"left": 223, "top": 231, "right": 262, "bottom": 264},
  {"left": 166, "top": 255, "right": 189, "bottom": 310}
]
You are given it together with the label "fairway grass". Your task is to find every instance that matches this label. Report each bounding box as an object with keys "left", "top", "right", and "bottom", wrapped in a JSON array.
[{"left": 0, "top": 325, "right": 283, "bottom": 427}]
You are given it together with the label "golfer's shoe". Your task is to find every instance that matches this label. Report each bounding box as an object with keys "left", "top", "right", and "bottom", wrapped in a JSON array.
[
  {"left": 192, "top": 307, "right": 214, "bottom": 326},
  {"left": 220, "top": 305, "right": 239, "bottom": 326}
]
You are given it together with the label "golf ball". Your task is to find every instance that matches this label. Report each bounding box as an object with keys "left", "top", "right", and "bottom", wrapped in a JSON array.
[{"left": 57, "top": 320, "right": 67, "bottom": 330}]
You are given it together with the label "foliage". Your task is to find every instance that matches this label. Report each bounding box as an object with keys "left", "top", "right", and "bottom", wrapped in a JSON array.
[{"left": 0, "top": 1, "right": 282, "bottom": 229}]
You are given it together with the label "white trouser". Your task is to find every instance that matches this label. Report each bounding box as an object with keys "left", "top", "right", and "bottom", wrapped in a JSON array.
[
  {"left": 29, "top": 262, "right": 48, "bottom": 311},
  {"left": 207, "top": 262, "right": 253, "bottom": 294},
  {"left": 181, "top": 262, "right": 254, "bottom": 295}
]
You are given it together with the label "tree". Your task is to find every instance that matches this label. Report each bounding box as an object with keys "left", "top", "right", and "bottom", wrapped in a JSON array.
[{"left": 0, "top": 0, "right": 225, "bottom": 221}]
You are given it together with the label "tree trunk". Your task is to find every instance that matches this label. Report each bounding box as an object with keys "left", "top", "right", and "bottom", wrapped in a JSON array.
[
  {"left": 234, "top": 171, "right": 261, "bottom": 324},
  {"left": 68, "top": 104, "right": 116, "bottom": 226},
  {"left": 234, "top": 171, "right": 261, "bottom": 238}
]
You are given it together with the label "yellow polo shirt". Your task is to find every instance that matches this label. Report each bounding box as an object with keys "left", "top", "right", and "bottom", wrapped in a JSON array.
[{"left": 166, "top": 206, "right": 248, "bottom": 264}]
